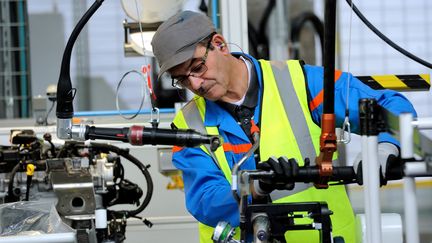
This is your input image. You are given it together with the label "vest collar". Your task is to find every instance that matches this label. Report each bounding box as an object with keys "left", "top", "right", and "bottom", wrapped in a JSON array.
[
  {"left": 231, "top": 53, "right": 263, "bottom": 125},
  {"left": 204, "top": 100, "right": 250, "bottom": 143}
]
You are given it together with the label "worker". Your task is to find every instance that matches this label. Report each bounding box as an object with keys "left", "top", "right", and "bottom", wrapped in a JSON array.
[{"left": 151, "top": 10, "right": 416, "bottom": 243}]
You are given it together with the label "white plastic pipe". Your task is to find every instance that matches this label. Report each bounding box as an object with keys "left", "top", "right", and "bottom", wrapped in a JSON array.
[
  {"left": 361, "top": 135, "right": 372, "bottom": 243},
  {"left": 95, "top": 208, "right": 107, "bottom": 229},
  {"left": 412, "top": 117, "right": 432, "bottom": 129},
  {"left": 404, "top": 162, "right": 428, "bottom": 176},
  {"left": 403, "top": 177, "right": 419, "bottom": 243},
  {"left": 363, "top": 135, "right": 382, "bottom": 243},
  {"left": 400, "top": 113, "right": 420, "bottom": 243},
  {"left": 400, "top": 113, "right": 414, "bottom": 159}
]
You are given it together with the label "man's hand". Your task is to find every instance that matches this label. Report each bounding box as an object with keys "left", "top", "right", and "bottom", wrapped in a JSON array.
[
  {"left": 254, "top": 156, "right": 299, "bottom": 195},
  {"left": 354, "top": 142, "right": 403, "bottom": 185}
]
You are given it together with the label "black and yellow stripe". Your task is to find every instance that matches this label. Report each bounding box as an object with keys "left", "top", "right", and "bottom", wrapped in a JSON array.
[
  {"left": 356, "top": 74, "right": 430, "bottom": 91},
  {"left": 349, "top": 179, "right": 432, "bottom": 191}
]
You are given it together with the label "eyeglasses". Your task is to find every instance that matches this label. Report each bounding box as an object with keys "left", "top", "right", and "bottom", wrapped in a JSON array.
[{"left": 171, "top": 38, "right": 213, "bottom": 89}]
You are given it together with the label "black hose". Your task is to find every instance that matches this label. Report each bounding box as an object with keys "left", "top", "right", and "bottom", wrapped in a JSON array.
[
  {"left": 56, "top": 141, "right": 80, "bottom": 158},
  {"left": 290, "top": 12, "right": 325, "bottom": 64},
  {"left": 57, "top": 142, "right": 153, "bottom": 217},
  {"left": 345, "top": 0, "right": 432, "bottom": 69},
  {"left": 249, "top": 166, "right": 357, "bottom": 184},
  {"left": 257, "top": 0, "right": 275, "bottom": 59},
  {"left": 25, "top": 175, "right": 32, "bottom": 201},
  {"left": 43, "top": 100, "right": 56, "bottom": 125},
  {"left": 48, "top": 140, "right": 56, "bottom": 158},
  {"left": 88, "top": 143, "right": 153, "bottom": 217},
  {"left": 246, "top": 0, "right": 275, "bottom": 59},
  {"left": 248, "top": 22, "right": 260, "bottom": 58},
  {"left": 258, "top": 0, "right": 275, "bottom": 45},
  {"left": 199, "top": 0, "right": 208, "bottom": 13},
  {"left": 117, "top": 150, "right": 153, "bottom": 216},
  {"left": 114, "top": 157, "right": 125, "bottom": 182},
  {"left": 56, "top": 0, "right": 105, "bottom": 118},
  {"left": 6, "top": 162, "right": 22, "bottom": 202},
  {"left": 323, "top": 0, "right": 337, "bottom": 114}
]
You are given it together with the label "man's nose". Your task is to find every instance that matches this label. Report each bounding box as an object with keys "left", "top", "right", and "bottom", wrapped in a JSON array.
[{"left": 188, "top": 76, "right": 204, "bottom": 90}]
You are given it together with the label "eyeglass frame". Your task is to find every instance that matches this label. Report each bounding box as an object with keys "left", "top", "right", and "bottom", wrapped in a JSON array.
[{"left": 171, "top": 34, "right": 215, "bottom": 89}]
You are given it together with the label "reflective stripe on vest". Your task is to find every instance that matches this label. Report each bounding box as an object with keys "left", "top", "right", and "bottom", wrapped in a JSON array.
[
  {"left": 180, "top": 97, "right": 217, "bottom": 162},
  {"left": 260, "top": 60, "right": 317, "bottom": 199},
  {"left": 270, "top": 60, "right": 318, "bottom": 161},
  {"left": 177, "top": 96, "right": 233, "bottom": 184},
  {"left": 259, "top": 60, "right": 355, "bottom": 243},
  {"left": 263, "top": 60, "right": 341, "bottom": 200}
]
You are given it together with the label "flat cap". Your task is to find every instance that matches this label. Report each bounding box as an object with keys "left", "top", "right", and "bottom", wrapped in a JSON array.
[{"left": 151, "top": 11, "right": 216, "bottom": 79}]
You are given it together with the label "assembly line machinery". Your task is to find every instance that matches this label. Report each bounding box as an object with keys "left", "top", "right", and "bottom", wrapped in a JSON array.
[{"left": 0, "top": 0, "right": 431, "bottom": 242}]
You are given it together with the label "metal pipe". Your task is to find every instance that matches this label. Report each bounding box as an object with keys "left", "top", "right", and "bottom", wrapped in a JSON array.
[{"left": 231, "top": 132, "right": 260, "bottom": 203}]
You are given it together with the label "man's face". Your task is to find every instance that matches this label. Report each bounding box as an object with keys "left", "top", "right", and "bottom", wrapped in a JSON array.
[{"left": 169, "top": 42, "right": 230, "bottom": 101}]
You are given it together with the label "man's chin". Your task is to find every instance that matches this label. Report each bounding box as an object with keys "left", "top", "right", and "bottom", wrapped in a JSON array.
[
  {"left": 202, "top": 93, "right": 220, "bottom": 101},
  {"left": 202, "top": 86, "right": 222, "bottom": 101}
]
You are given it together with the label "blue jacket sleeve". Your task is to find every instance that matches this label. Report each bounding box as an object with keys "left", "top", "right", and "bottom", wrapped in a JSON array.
[
  {"left": 172, "top": 147, "right": 241, "bottom": 227},
  {"left": 304, "top": 64, "right": 417, "bottom": 145}
]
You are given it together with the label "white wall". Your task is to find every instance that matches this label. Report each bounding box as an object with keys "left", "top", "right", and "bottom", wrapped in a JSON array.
[{"left": 27, "top": 0, "right": 154, "bottom": 112}]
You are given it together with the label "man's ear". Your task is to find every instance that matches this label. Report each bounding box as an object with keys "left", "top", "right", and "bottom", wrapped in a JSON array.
[{"left": 212, "top": 34, "right": 228, "bottom": 52}]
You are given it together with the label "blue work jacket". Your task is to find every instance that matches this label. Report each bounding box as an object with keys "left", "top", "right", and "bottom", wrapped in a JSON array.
[{"left": 172, "top": 54, "right": 417, "bottom": 228}]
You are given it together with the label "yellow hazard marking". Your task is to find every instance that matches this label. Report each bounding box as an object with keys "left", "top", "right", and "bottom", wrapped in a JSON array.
[
  {"left": 371, "top": 75, "right": 408, "bottom": 89},
  {"left": 348, "top": 179, "right": 432, "bottom": 190},
  {"left": 419, "top": 74, "right": 430, "bottom": 85},
  {"left": 384, "top": 179, "right": 432, "bottom": 189}
]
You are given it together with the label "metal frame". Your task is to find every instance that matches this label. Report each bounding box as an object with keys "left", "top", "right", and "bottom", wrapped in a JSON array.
[
  {"left": 399, "top": 113, "right": 432, "bottom": 243},
  {"left": 360, "top": 100, "right": 432, "bottom": 243},
  {"left": 359, "top": 99, "right": 383, "bottom": 243}
]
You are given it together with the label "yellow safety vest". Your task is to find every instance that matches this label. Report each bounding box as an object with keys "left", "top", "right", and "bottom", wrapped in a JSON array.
[{"left": 173, "top": 60, "right": 356, "bottom": 243}]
